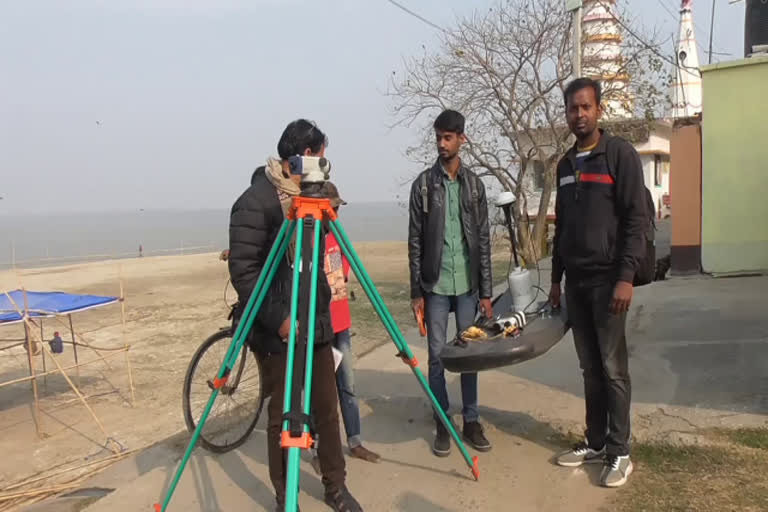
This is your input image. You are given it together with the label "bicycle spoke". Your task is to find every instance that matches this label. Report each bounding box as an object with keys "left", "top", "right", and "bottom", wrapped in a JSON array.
[{"left": 184, "top": 330, "right": 264, "bottom": 452}]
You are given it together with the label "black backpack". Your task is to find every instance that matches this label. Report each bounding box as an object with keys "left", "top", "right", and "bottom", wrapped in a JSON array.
[
  {"left": 605, "top": 146, "right": 656, "bottom": 287},
  {"left": 633, "top": 187, "right": 656, "bottom": 286}
]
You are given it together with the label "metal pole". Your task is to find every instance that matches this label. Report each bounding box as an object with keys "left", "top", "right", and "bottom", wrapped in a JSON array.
[
  {"left": 282, "top": 218, "right": 307, "bottom": 512},
  {"left": 573, "top": 5, "right": 582, "bottom": 77},
  {"left": 708, "top": 0, "right": 716, "bottom": 64},
  {"left": 501, "top": 205, "right": 520, "bottom": 268}
]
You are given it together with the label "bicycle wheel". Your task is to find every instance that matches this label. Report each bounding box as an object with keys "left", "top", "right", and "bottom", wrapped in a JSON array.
[{"left": 182, "top": 328, "right": 265, "bottom": 453}]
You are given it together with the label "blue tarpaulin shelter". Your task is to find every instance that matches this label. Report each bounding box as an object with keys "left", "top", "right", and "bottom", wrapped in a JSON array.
[
  {"left": 1, "top": 287, "right": 131, "bottom": 448},
  {"left": 0, "top": 290, "right": 118, "bottom": 325}
]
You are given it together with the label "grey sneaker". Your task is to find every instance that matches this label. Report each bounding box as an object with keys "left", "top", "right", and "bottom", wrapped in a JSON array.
[
  {"left": 601, "top": 455, "right": 633, "bottom": 487},
  {"left": 556, "top": 441, "right": 605, "bottom": 467}
]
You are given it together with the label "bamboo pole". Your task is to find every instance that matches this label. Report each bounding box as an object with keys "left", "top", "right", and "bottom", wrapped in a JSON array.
[
  {"left": 37, "top": 340, "right": 121, "bottom": 454},
  {"left": 40, "top": 319, "right": 47, "bottom": 390},
  {"left": 0, "top": 447, "right": 139, "bottom": 511},
  {"left": 0, "top": 348, "right": 129, "bottom": 389},
  {"left": 40, "top": 320, "right": 125, "bottom": 401},
  {"left": 21, "top": 290, "right": 43, "bottom": 439},
  {"left": 51, "top": 315, "right": 118, "bottom": 364},
  {"left": 3, "top": 291, "right": 121, "bottom": 454},
  {"left": 119, "top": 265, "right": 135, "bottom": 406},
  {"left": 0, "top": 483, "right": 79, "bottom": 502},
  {"left": 69, "top": 315, "right": 80, "bottom": 387},
  {"left": 23, "top": 323, "right": 42, "bottom": 438},
  {"left": 2, "top": 446, "right": 138, "bottom": 492}
]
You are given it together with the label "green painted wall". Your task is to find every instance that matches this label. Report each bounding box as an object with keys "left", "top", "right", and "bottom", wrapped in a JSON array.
[{"left": 701, "top": 56, "right": 768, "bottom": 275}]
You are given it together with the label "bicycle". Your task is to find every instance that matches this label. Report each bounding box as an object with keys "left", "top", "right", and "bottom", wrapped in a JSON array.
[{"left": 182, "top": 303, "right": 266, "bottom": 453}]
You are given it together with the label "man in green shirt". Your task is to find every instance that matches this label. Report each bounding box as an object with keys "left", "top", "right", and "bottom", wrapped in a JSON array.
[{"left": 408, "top": 110, "right": 494, "bottom": 457}]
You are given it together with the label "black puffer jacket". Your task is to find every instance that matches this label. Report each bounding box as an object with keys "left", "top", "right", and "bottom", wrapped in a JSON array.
[
  {"left": 408, "top": 160, "right": 493, "bottom": 300},
  {"left": 228, "top": 166, "right": 333, "bottom": 355}
]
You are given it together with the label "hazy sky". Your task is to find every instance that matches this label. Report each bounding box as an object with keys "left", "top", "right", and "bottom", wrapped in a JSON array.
[{"left": 1, "top": 0, "right": 745, "bottom": 215}]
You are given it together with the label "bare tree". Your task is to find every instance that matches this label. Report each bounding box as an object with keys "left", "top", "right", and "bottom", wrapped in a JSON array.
[{"left": 389, "top": 0, "right": 670, "bottom": 267}]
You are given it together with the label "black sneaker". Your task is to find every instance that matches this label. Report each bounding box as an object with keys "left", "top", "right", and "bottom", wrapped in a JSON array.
[
  {"left": 324, "top": 485, "right": 363, "bottom": 512},
  {"left": 463, "top": 421, "right": 492, "bottom": 452},
  {"left": 432, "top": 421, "right": 451, "bottom": 457}
]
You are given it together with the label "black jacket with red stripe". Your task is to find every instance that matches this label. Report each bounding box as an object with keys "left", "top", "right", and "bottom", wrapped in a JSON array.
[{"left": 551, "top": 130, "right": 648, "bottom": 285}]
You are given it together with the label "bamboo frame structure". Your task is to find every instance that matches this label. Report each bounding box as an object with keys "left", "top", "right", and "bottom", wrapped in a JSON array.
[{"left": 0, "top": 276, "right": 135, "bottom": 446}]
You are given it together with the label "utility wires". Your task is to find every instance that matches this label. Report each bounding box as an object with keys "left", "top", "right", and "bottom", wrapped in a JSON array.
[{"left": 386, "top": 0, "right": 446, "bottom": 33}]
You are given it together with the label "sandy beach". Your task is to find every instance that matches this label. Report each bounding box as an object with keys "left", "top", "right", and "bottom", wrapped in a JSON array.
[{"left": 0, "top": 242, "right": 431, "bottom": 490}]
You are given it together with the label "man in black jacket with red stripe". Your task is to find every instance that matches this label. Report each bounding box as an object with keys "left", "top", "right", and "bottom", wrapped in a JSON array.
[
  {"left": 228, "top": 119, "right": 362, "bottom": 511},
  {"left": 549, "top": 78, "right": 647, "bottom": 488}
]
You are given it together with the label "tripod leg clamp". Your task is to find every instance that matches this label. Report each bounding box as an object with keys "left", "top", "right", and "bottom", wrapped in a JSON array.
[
  {"left": 281, "top": 411, "right": 315, "bottom": 449},
  {"left": 280, "top": 431, "right": 314, "bottom": 449},
  {"left": 211, "top": 368, "right": 231, "bottom": 390},
  {"left": 396, "top": 351, "right": 419, "bottom": 368}
]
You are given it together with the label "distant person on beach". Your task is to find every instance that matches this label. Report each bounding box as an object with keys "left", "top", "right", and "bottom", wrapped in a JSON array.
[
  {"left": 407, "top": 109, "right": 494, "bottom": 457},
  {"left": 319, "top": 181, "right": 381, "bottom": 464},
  {"left": 550, "top": 78, "right": 647, "bottom": 488},
  {"left": 227, "top": 119, "right": 362, "bottom": 512}
]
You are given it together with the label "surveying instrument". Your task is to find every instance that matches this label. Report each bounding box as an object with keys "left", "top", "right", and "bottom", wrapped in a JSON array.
[{"left": 155, "top": 156, "right": 479, "bottom": 512}]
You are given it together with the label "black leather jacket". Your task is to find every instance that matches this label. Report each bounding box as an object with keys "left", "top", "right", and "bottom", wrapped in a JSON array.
[{"left": 408, "top": 160, "right": 493, "bottom": 300}]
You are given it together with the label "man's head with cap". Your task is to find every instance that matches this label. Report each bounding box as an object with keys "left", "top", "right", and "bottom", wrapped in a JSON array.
[{"left": 323, "top": 181, "right": 347, "bottom": 209}]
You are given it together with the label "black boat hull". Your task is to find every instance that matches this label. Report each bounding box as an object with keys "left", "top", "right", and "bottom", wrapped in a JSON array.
[{"left": 439, "top": 293, "right": 570, "bottom": 373}]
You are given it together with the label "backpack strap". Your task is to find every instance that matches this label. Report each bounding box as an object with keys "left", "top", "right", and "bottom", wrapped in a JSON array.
[
  {"left": 605, "top": 137, "right": 656, "bottom": 232},
  {"left": 420, "top": 171, "right": 429, "bottom": 214}
]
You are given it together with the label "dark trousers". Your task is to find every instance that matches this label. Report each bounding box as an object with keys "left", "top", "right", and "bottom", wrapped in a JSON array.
[
  {"left": 566, "top": 279, "right": 632, "bottom": 457},
  {"left": 259, "top": 343, "right": 346, "bottom": 498}
]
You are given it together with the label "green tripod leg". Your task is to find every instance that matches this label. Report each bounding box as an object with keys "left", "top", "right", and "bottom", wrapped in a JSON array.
[
  {"left": 329, "top": 220, "right": 480, "bottom": 480},
  {"left": 282, "top": 217, "right": 323, "bottom": 512},
  {"left": 154, "top": 219, "right": 295, "bottom": 512}
]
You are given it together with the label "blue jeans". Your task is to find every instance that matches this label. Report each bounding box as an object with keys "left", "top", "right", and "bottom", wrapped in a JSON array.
[
  {"left": 425, "top": 291, "right": 479, "bottom": 423},
  {"left": 334, "top": 329, "right": 362, "bottom": 448}
]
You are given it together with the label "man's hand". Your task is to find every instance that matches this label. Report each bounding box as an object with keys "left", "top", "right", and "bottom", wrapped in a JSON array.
[
  {"left": 549, "top": 283, "right": 561, "bottom": 309},
  {"left": 479, "top": 298, "right": 493, "bottom": 318},
  {"left": 411, "top": 297, "right": 425, "bottom": 321},
  {"left": 278, "top": 317, "right": 295, "bottom": 340},
  {"left": 610, "top": 281, "right": 633, "bottom": 314}
]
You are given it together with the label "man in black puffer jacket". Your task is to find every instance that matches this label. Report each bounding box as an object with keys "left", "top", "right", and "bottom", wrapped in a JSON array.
[{"left": 228, "top": 119, "right": 362, "bottom": 512}]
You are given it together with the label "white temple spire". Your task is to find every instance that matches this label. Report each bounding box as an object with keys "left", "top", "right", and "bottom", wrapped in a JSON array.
[{"left": 671, "top": 0, "right": 703, "bottom": 118}]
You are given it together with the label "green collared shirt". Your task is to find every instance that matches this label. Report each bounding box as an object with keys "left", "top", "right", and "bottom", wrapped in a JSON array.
[{"left": 433, "top": 166, "right": 472, "bottom": 296}]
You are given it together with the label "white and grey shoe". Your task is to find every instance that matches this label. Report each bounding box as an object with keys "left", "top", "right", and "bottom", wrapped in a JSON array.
[
  {"left": 556, "top": 441, "right": 606, "bottom": 467},
  {"left": 601, "top": 454, "right": 633, "bottom": 487}
]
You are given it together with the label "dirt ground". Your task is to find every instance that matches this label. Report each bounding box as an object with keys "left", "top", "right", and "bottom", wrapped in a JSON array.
[
  {"left": 0, "top": 244, "right": 421, "bottom": 490},
  {"left": 0, "top": 243, "right": 509, "bottom": 495}
]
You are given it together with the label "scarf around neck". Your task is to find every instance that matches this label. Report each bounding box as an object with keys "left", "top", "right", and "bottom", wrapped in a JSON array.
[
  {"left": 264, "top": 157, "right": 301, "bottom": 263},
  {"left": 264, "top": 157, "right": 301, "bottom": 218}
]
